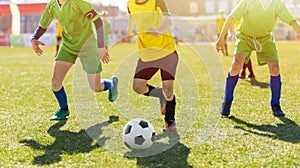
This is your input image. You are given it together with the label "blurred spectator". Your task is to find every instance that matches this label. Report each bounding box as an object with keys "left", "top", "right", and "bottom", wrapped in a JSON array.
[
  {"left": 216, "top": 9, "right": 228, "bottom": 56},
  {"left": 101, "top": 10, "right": 111, "bottom": 48},
  {"left": 55, "top": 20, "right": 62, "bottom": 57}
]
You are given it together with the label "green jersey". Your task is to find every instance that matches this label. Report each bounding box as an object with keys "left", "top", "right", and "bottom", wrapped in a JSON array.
[
  {"left": 230, "top": 0, "right": 295, "bottom": 37},
  {"left": 39, "top": 0, "right": 100, "bottom": 55}
]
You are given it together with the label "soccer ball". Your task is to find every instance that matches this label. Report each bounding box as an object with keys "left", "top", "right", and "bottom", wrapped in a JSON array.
[{"left": 122, "top": 118, "right": 155, "bottom": 150}]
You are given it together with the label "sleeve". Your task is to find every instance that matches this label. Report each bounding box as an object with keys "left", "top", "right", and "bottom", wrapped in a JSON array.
[
  {"left": 156, "top": 0, "right": 170, "bottom": 15},
  {"left": 39, "top": 3, "right": 54, "bottom": 29},
  {"left": 229, "top": 0, "right": 247, "bottom": 21},
  {"left": 277, "top": 1, "right": 295, "bottom": 25},
  {"left": 73, "top": 0, "right": 100, "bottom": 21}
]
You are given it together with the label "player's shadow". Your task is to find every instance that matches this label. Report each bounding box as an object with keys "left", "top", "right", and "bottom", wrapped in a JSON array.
[
  {"left": 229, "top": 116, "right": 300, "bottom": 143},
  {"left": 125, "top": 131, "right": 192, "bottom": 168},
  {"left": 19, "top": 115, "right": 119, "bottom": 165},
  {"left": 246, "top": 78, "right": 269, "bottom": 88}
]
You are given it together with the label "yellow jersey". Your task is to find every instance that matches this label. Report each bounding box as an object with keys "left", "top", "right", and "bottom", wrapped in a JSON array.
[{"left": 127, "top": 0, "right": 176, "bottom": 62}]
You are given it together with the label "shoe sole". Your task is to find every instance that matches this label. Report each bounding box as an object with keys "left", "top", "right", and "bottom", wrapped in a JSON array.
[
  {"left": 50, "top": 111, "right": 69, "bottom": 121},
  {"left": 50, "top": 114, "right": 69, "bottom": 121},
  {"left": 50, "top": 116, "right": 68, "bottom": 121},
  {"left": 221, "top": 114, "right": 229, "bottom": 118},
  {"left": 272, "top": 113, "right": 285, "bottom": 117}
]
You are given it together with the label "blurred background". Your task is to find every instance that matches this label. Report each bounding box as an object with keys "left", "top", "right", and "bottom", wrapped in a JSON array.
[{"left": 0, "top": 0, "right": 300, "bottom": 47}]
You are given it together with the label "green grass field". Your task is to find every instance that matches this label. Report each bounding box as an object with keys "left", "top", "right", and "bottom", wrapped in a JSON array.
[{"left": 0, "top": 42, "right": 299, "bottom": 167}]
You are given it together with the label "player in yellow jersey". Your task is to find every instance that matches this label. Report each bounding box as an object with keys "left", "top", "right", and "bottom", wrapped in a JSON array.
[
  {"left": 216, "top": 9, "right": 229, "bottom": 56},
  {"left": 55, "top": 20, "right": 62, "bottom": 57},
  {"left": 128, "top": 0, "right": 178, "bottom": 131}
]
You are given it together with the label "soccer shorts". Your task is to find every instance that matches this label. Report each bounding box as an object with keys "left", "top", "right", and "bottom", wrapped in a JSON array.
[
  {"left": 134, "top": 51, "right": 179, "bottom": 81},
  {"left": 235, "top": 33, "right": 278, "bottom": 66},
  {"left": 56, "top": 47, "right": 103, "bottom": 74}
]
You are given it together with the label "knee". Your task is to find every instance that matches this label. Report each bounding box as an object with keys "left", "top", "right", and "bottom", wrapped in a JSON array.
[
  {"left": 163, "top": 87, "right": 173, "bottom": 100},
  {"left": 52, "top": 77, "right": 62, "bottom": 91},
  {"left": 230, "top": 55, "right": 245, "bottom": 75},
  {"left": 269, "top": 65, "right": 280, "bottom": 76},
  {"left": 233, "top": 56, "right": 245, "bottom": 68},
  {"left": 132, "top": 84, "right": 145, "bottom": 94}
]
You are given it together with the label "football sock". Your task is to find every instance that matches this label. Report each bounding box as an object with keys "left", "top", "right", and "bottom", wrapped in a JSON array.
[
  {"left": 102, "top": 79, "right": 113, "bottom": 91},
  {"left": 53, "top": 86, "right": 68, "bottom": 110},
  {"left": 143, "top": 84, "right": 165, "bottom": 101},
  {"left": 270, "top": 75, "right": 281, "bottom": 106},
  {"left": 224, "top": 73, "right": 239, "bottom": 102},
  {"left": 165, "top": 96, "right": 176, "bottom": 125}
]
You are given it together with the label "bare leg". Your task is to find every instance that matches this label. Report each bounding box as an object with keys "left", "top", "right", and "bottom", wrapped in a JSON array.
[
  {"left": 87, "top": 73, "right": 104, "bottom": 92},
  {"left": 52, "top": 60, "right": 73, "bottom": 91}
]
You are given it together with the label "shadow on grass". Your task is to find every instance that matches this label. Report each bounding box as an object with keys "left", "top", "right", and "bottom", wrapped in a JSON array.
[
  {"left": 19, "top": 115, "right": 119, "bottom": 165},
  {"left": 125, "top": 131, "right": 192, "bottom": 167},
  {"left": 229, "top": 116, "right": 300, "bottom": 143},
  {"left": 244, "top": 78, "right": 269, "bottom": 88}
]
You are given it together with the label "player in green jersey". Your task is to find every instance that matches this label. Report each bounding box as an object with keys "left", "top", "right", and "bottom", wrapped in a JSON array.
[
  {"left": 31, "top": 0, "right": 118, "bottom": 121},
  {"left": 216, "top": 0, "right": 300, "bottom": 117}
]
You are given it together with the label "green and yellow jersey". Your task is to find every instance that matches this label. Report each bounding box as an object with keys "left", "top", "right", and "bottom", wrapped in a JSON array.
[{"left": 127, "top": 0, "right": 176, "bottom": 62}]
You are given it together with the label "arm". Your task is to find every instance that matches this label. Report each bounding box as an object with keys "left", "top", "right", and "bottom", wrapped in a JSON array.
[
  {"left": 128, "top": 8, "right": 135, "bottom": 37},
  {"left": 148, "top": 0, "right": 172, "bottom": 36},
  {"left": 31, "top": 26, "right": 47, "bottom": 56},
  {"left": 87, "top": 9, "right": 110, "bottom": 64},
  {"left": 216, "top": 16, "right": 235, "bottom": 52},
  {"left": 290, "top": 20, "right": 300, "bottom": 36},
  {"left": 157, "top": 15, "right": 172, "bottom": 34}
]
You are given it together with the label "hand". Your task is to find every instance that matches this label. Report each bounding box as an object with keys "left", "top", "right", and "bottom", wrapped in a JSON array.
[
  {"left": 98, "top": 47, "right": 110, "bottom": 64},
  {"left": 31, "top": 39, "right": 45, "bottom": 56},
  {"left": 147, "top": 27, "right": 161, "bottom": 37},
  {"left": 215, "top": 38, "right": 224, "bottom": 53}
]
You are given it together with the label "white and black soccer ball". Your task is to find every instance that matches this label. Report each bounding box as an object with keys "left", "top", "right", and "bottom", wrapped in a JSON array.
[{"left": 122, "top": 118, "right": 155, "bottom": 150}]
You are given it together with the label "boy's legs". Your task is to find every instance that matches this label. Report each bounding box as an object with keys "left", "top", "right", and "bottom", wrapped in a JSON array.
[
  {"left": 79, "top": 46, "right": 118, "bottom": 102},
  {"left": 221, "top": 54, "right": 245, "bottom": 117},
  {"left": 86, "top": 73, "right": 118, "bottom": 102},
  {"left": 159, "top": 53, "right": 178, "bottom": 130},
  {"left": 133, "top": 72, "right": 166, "bottom": 109},
  {"left": 267, "top": 62, "right": 285, "bottom": 116},
  {"left": 246, "top": 59, "right": 255, "bottom": 78},
  {"left": 240, "top": 59, "right": 255, "bottom": 79},
  {"left": 51, "top": 60, "right": 73, "bottom": 120},
  {"left": 133, "top": 58, "right": 167, "bottom": 112},
  {"left": 162, "top": 80, "right": 176, "bottom": 130},
  {"left": 133, "top": 53, "right": 178, "bottom": 130}
]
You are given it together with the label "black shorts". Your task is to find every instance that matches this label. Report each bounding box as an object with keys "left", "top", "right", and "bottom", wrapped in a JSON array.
[{"left": 134, "top": 51, "right": 179, "bottom": 81}]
